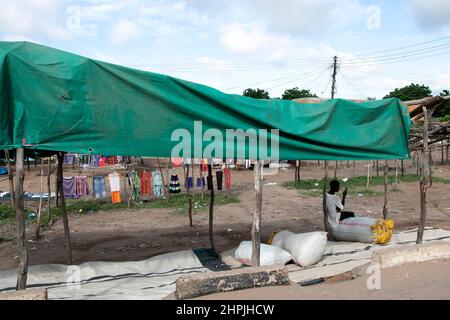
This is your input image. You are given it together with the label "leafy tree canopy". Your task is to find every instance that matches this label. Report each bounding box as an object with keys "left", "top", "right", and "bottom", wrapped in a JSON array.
[
  {"left": 243, "top": 88, "right": 270, "bottom": 99},
  {"left": 281, "top": 87, "right": 318, "bottom": 100},
  {"left": 384, "top": 83, "right": 432, "bottom": 101}
]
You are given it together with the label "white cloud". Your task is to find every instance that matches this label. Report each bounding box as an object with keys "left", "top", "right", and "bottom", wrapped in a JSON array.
[
  {"left": 244, "top": 0, "right": 366, "bottom": 33},
  {"left": 411, "top": 0, "right": 450, "bottom": 30},
  {"left": 219, "top": 23, "right": 295, "bottom": 58},
  {"left": 109, "top": 19, "right": 140, "bottom": 43},
  {"left": 0, "top": 0, "right": 71, "bottom": 41}
]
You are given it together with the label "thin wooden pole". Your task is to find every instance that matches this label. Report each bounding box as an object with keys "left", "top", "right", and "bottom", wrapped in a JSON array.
[
  {"left": 199, "top": 163, "right": 205, "bottom": 200},
  {"left": 394, "top": 159, "right": 398, "bottom": 192},
  {"left": 15, "top": 148, "right": 28, "bottom": 290},
  {"left": 207, "top": 164, "right": 215, "bottom": 251},
  {"left": 57, "top": 153, "right": 73, "bottom": 265},
  {"left": 55, "top": 156, "right": 60, "bottom": 208},
  {"left": 376, "top": 161, "right": 379, "bottom": 177},
  {"left": 417, "top": 107, "right": 430, "bottom": 244},
  {"left": 47, "top": 157, "right": 52, "bottom": 224},
  {"left": 5, "top": 150, "right": 15, "bottom": 207},
  {"left": 185, "top": 164, "right": 193, "bottom": 227},
  {"left": 429, "top": 151, "right": 433, "bottom": 187},
  {"left": 352, "top": 160, "right": 356, "bottom": 177},
  {"left": 334, "top": 161, "right": 338, "bottom": 179},
  {"left": 383, "top": 160, "right": 389, "bottom": 219},
  {"left": 35, "top": 160, "right": 44, "bottom": 239},
  {"left": 401, "top": 159, "right": 404, "bottom": 177},
  {"left": 252, "top": 160, "right": 263, "bottom": 267},
  {"left": 323, "top": 161, "right": 330, "bottom": 235},
  {"left": 366, "top": 163, "right": 371, "bottom": 189}
]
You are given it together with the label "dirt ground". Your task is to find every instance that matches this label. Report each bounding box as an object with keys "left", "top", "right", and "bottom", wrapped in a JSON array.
[
  {"left": 189, "top": 258, "right": 450, "bottom": 300},
  {"left": 1, "top": 160, "right": 450, "bottom": 272}
]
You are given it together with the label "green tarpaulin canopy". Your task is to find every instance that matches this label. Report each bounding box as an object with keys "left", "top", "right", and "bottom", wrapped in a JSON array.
[{"left": 0, "top": 42, "right": 410, "bottom": 160}]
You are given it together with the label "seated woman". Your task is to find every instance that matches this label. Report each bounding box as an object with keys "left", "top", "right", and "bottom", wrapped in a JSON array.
[{"left": 325, "top": 180, "right": 356, "bottom": 229}]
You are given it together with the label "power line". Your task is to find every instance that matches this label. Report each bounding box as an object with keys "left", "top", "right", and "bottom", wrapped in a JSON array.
[
  {"left": 339, "top": 70, "right": 367, "bottom": 99},
  {"left": 340, "top": 47, "right": 450, "bottom": 67},
  {"left": 353, "top": 35, "right": 450, "bottom": 57},
  {"left": 221, "top": 68, "right": 325, "bottom": 91},
  {"left": 265, "top": 67, "right": 329, "bottom": 90}
]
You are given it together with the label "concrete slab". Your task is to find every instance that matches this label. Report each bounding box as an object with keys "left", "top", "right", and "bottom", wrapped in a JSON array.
[
  {"left": 0, "top": 288, "right": 47, "bottom": 300},
  {"left": 372, "top": 241, "right": 450, "bottom": 268}
]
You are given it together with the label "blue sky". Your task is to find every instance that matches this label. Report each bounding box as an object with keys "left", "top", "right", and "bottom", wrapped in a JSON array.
[{"left": 1, "top": 0, "right": 449, "bottom": 99}]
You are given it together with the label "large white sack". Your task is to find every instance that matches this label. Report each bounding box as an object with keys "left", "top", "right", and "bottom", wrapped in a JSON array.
[
  {"left": 272, "top": 231, "right": 327, "bottom": 267},
  {"left": 234, "top": 241, "right": 292, "bottom": 267},
  {"left": 330, "top": 217, "right": 377, "bottom": 243}
]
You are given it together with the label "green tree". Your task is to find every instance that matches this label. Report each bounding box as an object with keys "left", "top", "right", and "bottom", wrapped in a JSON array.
[
  {"left": 435, "top": 90, "right": 450, "bottom": 120},
  {"left": 243, "top": 88, "right": 270, "bottom": 99},
  {"left": 384, "top": 83, "right": 432, "bottom": 101},
  {"left": 281, "top": 87, "right": 318, "bottom": 100}
]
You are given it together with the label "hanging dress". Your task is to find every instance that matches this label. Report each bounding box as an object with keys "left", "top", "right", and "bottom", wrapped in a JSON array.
[
  {"left": 152, "top": 171, "right": 164, "bottom": 197},
  {"left": 169, "top": 175, "right": 181, "bottom": 194},
  {"left": 108, "top": 172, "right": 122, "bottom": 204},
  {"left": 140, "top": 171, "right": 152, "bottom": 195}
]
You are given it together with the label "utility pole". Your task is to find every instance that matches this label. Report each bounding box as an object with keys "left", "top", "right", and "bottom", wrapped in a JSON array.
[{"left": 331, "top": 56, "right": 338, "bottom": 99}]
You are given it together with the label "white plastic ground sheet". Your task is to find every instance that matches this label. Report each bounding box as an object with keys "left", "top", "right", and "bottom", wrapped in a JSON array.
[
  {"left": 0, "top": 250, "right": 207, "bottom": 300},
  {"left": 221, "top": 228, "right": 450, "bottom": 284}
]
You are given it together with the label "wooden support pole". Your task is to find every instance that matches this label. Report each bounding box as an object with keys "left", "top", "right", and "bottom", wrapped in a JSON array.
[
  {"left": 5, "top": 150, "right": 15, "bottom": 207},
  {"left": 366, "top": 163, "right": 371, "bottom": 189},
  {"left": 55, "top": 156, "right": 60, "bottom": 208},
  {"left": 295, "top": 160, "right": 300, "bottom": 182},
  {"left": 417, "top": 107, "right": 430, "bottom": 245},
  {"left": 383, "top": 160, "right": 389, "bottom": 219},
  {"left": 401, "top": 159, "right": 404, "bottom": 177},
  {"left": 15, "top": 148, "right": 28, "bottom": 290},
  {"left": 207, "top": 164, "right": 216, "bottom": 251},
  {"left": 35, "top": 160, "right": 44, "bottom": 240},
  {"left": 185, "top": 164, "right": 193, "bottom": 228},
  {"left": 352, "top": 161, "right": 356, "bottom": 177},
  {"left": 376, "top": 161, "right": 379, "bottom": 177},
  {"left": 323, "top": 161, "right": 330, "bottom": 235},
  {"left": 394, "top": 159, "right": 398, "bottom": 192},
  {"left": 57, "top": 153, "right": 72, "bottom": 265},
  {"left": 199, "top": 163, "right": 204, "bottom": 200},
  {"left": 252, "top": 160, "right": 263, "bottom": 267},
  {"left": 47, "top": 157, "right": 52, "bottom": 224},
  {"left": 26, "top": 157, "right": 30, "bottom": 172},
  {"left": 429, "top": 151, "right": 433, "bottom": 187},
  {"left": 446, "top": 141, "right": 449, "bottom": 164},
  {"left": 334, "top": 161, "right": 338, "bottom": 179}
]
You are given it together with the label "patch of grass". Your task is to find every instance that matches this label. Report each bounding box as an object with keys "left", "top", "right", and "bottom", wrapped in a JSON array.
[
  {"left": 283, "top": 174, "right": 450, "bottom": 198},
  {"left": 0, "top": 204, "right": 15, "bottom": 225},
  {"left": 0, "top": 192, "right": 240, "bottom": 226},
  {"left": 143, "top": 193, "right": 240, "bottom": 215}
]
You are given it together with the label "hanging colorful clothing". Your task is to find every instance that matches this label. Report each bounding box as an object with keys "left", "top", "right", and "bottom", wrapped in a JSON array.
[
  {"left": 187, "top": 177, "right": 194, "bottom": 189},
  {"left": 63, "top": 177, "right": 79, "bottom": 199},
  {"left": 169, "top": 175, "right": 181, "bottom": 194},
  {"left": 76, "top": 176, "right": 90, "bottom": 196},
  {"left": 126, "top": 171, "right": 140, "bottom": 201},
  {"left": 216, "top": 171, "right": 223, "bottom": 191},
  {"left": 108, "top": 172, "right": 121, "bottom": 192},
  {"left": 152, "top": 171, "right": 164, "bottom": 197},
  {"left": 224, "top": 167, "right": 232, "bottom": 190},
  {"left": 196, "top": 178, "right": 202, "bottom": 188},
  {"left": 93, "top": 176, "right": 107, "bottom": 199},
  {"left": 111, "top": 191, "right": 121, "bottom": 204},
  {"left": 140, "top": 171, "right": 152, "bottom": 195},
  {"left": 201, "top": 159, "right": 208, "bottom": 173}
]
